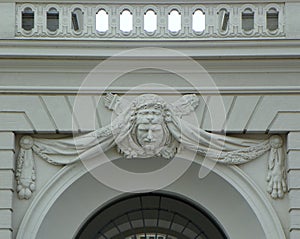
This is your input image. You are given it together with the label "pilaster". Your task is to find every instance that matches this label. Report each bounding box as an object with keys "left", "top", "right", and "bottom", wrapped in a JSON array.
[
  {"left": 0, "top": 3, "right": 15, "bottom": 39},
  {"left": 287, "top": 132, "right": 300, "bottom": 239},
  {"left": 0, "top": 132, "right": 15, "bottom": 239}
]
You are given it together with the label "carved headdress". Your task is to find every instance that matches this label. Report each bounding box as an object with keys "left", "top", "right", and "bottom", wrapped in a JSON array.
[{"left": 115, "top": 94, "right": 179, "bottom": 158}]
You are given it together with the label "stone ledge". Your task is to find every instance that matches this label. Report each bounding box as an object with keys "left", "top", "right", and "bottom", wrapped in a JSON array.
[{"left": 0, "top": 39, "right": 300, "bottom": 59}]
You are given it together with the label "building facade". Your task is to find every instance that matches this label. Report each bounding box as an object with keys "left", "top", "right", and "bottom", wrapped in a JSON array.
[{"left": 0, "top": 0, "right": 300, "bottom": 238}]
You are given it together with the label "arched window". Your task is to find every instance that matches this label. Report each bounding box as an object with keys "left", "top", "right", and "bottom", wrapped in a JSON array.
[
  {"left": 22, "top": 7, "right": 34, "bottom": 31},
  {"left": 96, "top": 9, "right": 109, "bottom": 32},
  {"left": 168, "top": 9, "right": 181, "bottom": 32},
  {"left": 120, "top": 9, "right": 133, "bottom": 33},
  {"left": 192, "top": 9, "right": 205, "bottom": 32},
  {"left": 47, "top": 7, "right": 59, "bottom": 32},
  {"left": 76, "top": 193, "right": 228, "bottom": 239},
  {"left": 144, "top": 9, "right": 157, "bottom": 32},
  {"left": 72, "top": 8, "right": 84, "bottom": 32},
  {"left": 126, "top": 233, "right": 175, "bottom": 239},
  {"left": 267, "top": 8, "right": 279, "bottom": 31},
  {"left": 242, "top": 8, "right": 254, "bottom": 31}
]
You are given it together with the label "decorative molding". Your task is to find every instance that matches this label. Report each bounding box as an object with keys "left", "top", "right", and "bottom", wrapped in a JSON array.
[
  {"left": 0, "top": 94, "right": 299, "bottom": 133},
  {"left": 16, "top": 136, "right": 36, "bottom": 199},
  {"left": 16, "top": 2, "right": 285, "bottom": 39},
  {"left": 0, "top": 132, "right": 15, "bottom": 239},
  {"left": 2, "top": 39, "right": 300, "bottom": 59},
  {"left": 15, "top": 93, "right": 287, "bottom": 199},
  {"left": 2, "top": 86, "right": 300, "bottom": 95}
]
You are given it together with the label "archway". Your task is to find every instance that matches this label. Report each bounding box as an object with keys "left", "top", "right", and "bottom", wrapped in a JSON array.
[{"left": 16, "top": 157, "right": 285, "bottom": 239}]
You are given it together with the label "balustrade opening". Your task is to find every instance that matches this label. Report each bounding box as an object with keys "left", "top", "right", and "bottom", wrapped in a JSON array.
[
  {"left": 218, "top": 8, "right": 230, "bottom": 32},
  {"left": 168, "top": 9, "right": 181, "bottom": 32},
  {"left": 144, "top": 9, "right": 157, "bottom": 33},
  {"left": 72, "top": 8, "right": 84, "bottom": 32},
  {"left": 192, "top": 9, "right": 205, "bottom": 32},
  {"left": 267, "top": 8, "right": 279, "bottom": 31},
  {"left": 22, "top": 7, "right": 34, "bottom": 31},
  {"left": 242, "top": 8, "right": 254, "bottom": 31},
  {"left": 47, "top": 8, "right": 59, "bottom": 32},
  {"left": 96, "top": 9, "right": 109, "bottom": 32},
  {"left": 120, "top": 9, "right": 133, "bottom": 33}
]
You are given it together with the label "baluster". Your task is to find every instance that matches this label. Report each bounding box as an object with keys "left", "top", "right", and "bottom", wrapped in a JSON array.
[
  {"left": 37, "top": 5, "right": 44, "bottom": 36},
  {"left": 257, "top": 6, "right": 264, "bottom": 35},
  {"left": 86, "top": 6, "right": 93, "bottom": 37},
  {"left": 206, "top": 5, "right": 216, "bottom": 37},
  {"left": 182, "top": 5, "right": 190, "bottom": 38},
  {"left": 61, "top": 6, "right": 69, "bottom": 36},
  {"left": 231, "top": 6, "right": 239, "bottom": 36}
]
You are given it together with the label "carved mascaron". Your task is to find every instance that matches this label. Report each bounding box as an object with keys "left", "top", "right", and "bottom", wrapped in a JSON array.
[{"left": 16, "top": 94, "right": 286, "bottom": 200}]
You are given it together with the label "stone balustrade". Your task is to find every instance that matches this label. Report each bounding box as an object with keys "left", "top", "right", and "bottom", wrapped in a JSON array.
[{"left": 16, "top": 2, "right": 285, "bottom": 39}]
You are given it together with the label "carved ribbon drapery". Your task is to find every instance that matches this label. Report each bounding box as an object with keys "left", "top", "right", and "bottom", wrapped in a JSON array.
[{"left": 15, "top": 94, "right": 287, "bottom": 200}]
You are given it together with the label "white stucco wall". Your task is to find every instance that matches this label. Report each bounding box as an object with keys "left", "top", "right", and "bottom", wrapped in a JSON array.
[{"left": 0, "top": 0, "right": 300, "bottom": 238}]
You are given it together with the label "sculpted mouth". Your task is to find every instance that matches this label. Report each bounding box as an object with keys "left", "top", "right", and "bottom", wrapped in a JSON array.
[{"left": 144, "top": 139, "right": 156, "bottom": 143}]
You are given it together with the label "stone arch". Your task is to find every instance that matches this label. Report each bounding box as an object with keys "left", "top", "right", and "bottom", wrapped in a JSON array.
[{"left": 16, "top": 157, "right": 286, "bottom": 239}]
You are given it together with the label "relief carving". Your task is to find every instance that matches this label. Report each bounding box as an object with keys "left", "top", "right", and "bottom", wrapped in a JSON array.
[{"left": 16, "top": 94, "right": 287, "bottom": 199}]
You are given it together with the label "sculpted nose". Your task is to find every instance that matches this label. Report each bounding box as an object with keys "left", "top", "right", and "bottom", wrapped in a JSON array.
[
  {"left": 147, "top": 114, "right": 154, "bottom": 122},
  {"left": 146, "top": 130, "right": 153, "bottom": 140}
]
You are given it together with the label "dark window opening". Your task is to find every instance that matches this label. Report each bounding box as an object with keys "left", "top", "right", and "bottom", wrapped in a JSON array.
[
  {"left": 22, "top": 7, "right": 34, "bottom": 31},
  {"left": 267, "top": 8, "right": 279, "bottom": 31},
  {"left": 72, "top": 8, "right": 84, "bottom": 32},
  {"left": 47, "top": 8, "right": 59, "bottom": 32},
  {"left": 75, "top": 193, "right": 228, "bottom": 239},
  {"left": 242, "top": 8, "right": 254, "bottom": 31},
  {"left": 218, "top": 9, "right": 230, "bottom": 32}
]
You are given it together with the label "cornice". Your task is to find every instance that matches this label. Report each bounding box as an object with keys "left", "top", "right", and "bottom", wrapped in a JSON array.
[
  {"left": 0, "top": 39, "right": 300, "bottom": 59},
  {"left": 1, "top": 86, "right": 300, "bottom": 95},
  {"left": 0, "top": 0, "right": 287, "bottom": 3}
]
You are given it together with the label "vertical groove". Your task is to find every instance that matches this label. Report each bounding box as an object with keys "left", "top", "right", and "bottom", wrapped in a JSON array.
[
  {"left": 222, "top": 96, "right": 236, "bottom": 132},
  {"left": 38, "top": 96, "right": 58, "bottom": 132},
  {"left": 243, "top": 95, "right": 264, "bottom": 132},
  {"left": 92, "top": 95, "right": 102, "bottom": 128},
  {"left": 266, "top": 112, "right": 280, "bottom": 133},
  {"left": 200, "top": 95, "right": 211, "bottom": 129},
  {"left": 64, "top": 96, "right": 80, "bottom": 132},
  {"left": 22, "top": 112, "right": 37, "bottom": 133}
]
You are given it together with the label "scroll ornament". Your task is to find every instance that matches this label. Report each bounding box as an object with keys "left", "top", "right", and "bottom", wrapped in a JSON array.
[{"left": 16, "top": 94, "right": 287, "bottom": 200}]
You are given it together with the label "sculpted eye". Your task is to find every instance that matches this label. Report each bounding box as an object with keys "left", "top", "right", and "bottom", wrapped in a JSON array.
[{"left": 138, "top": 127, "right": 148, "bottom": 131}]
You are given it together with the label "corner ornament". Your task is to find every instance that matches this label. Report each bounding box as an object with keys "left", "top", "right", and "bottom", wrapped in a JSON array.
[{"left": 16, "top": 94, "right": 287, "bottom": 200}]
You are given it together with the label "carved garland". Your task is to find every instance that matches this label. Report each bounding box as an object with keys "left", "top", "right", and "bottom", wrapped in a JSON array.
[{"left": 15, "top": 94, "right": 287, "bottom": 200}]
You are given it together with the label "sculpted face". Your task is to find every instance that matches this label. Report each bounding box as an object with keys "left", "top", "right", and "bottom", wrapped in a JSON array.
[
  {"left": 135, "top": 106, "right": 165, "bottom": 151},
  {"left": 136, "top": 123, "right": 164, "bottom": 151}
]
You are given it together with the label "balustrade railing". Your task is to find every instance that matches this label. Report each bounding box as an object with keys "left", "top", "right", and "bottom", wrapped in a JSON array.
[{"left": 16, "top": 2, "right": 285, "bottom": 39}]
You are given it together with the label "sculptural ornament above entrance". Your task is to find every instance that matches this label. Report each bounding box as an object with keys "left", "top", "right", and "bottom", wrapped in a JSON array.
[{"left": 16, "top": 94, "right": 286, "bottom": 200}]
